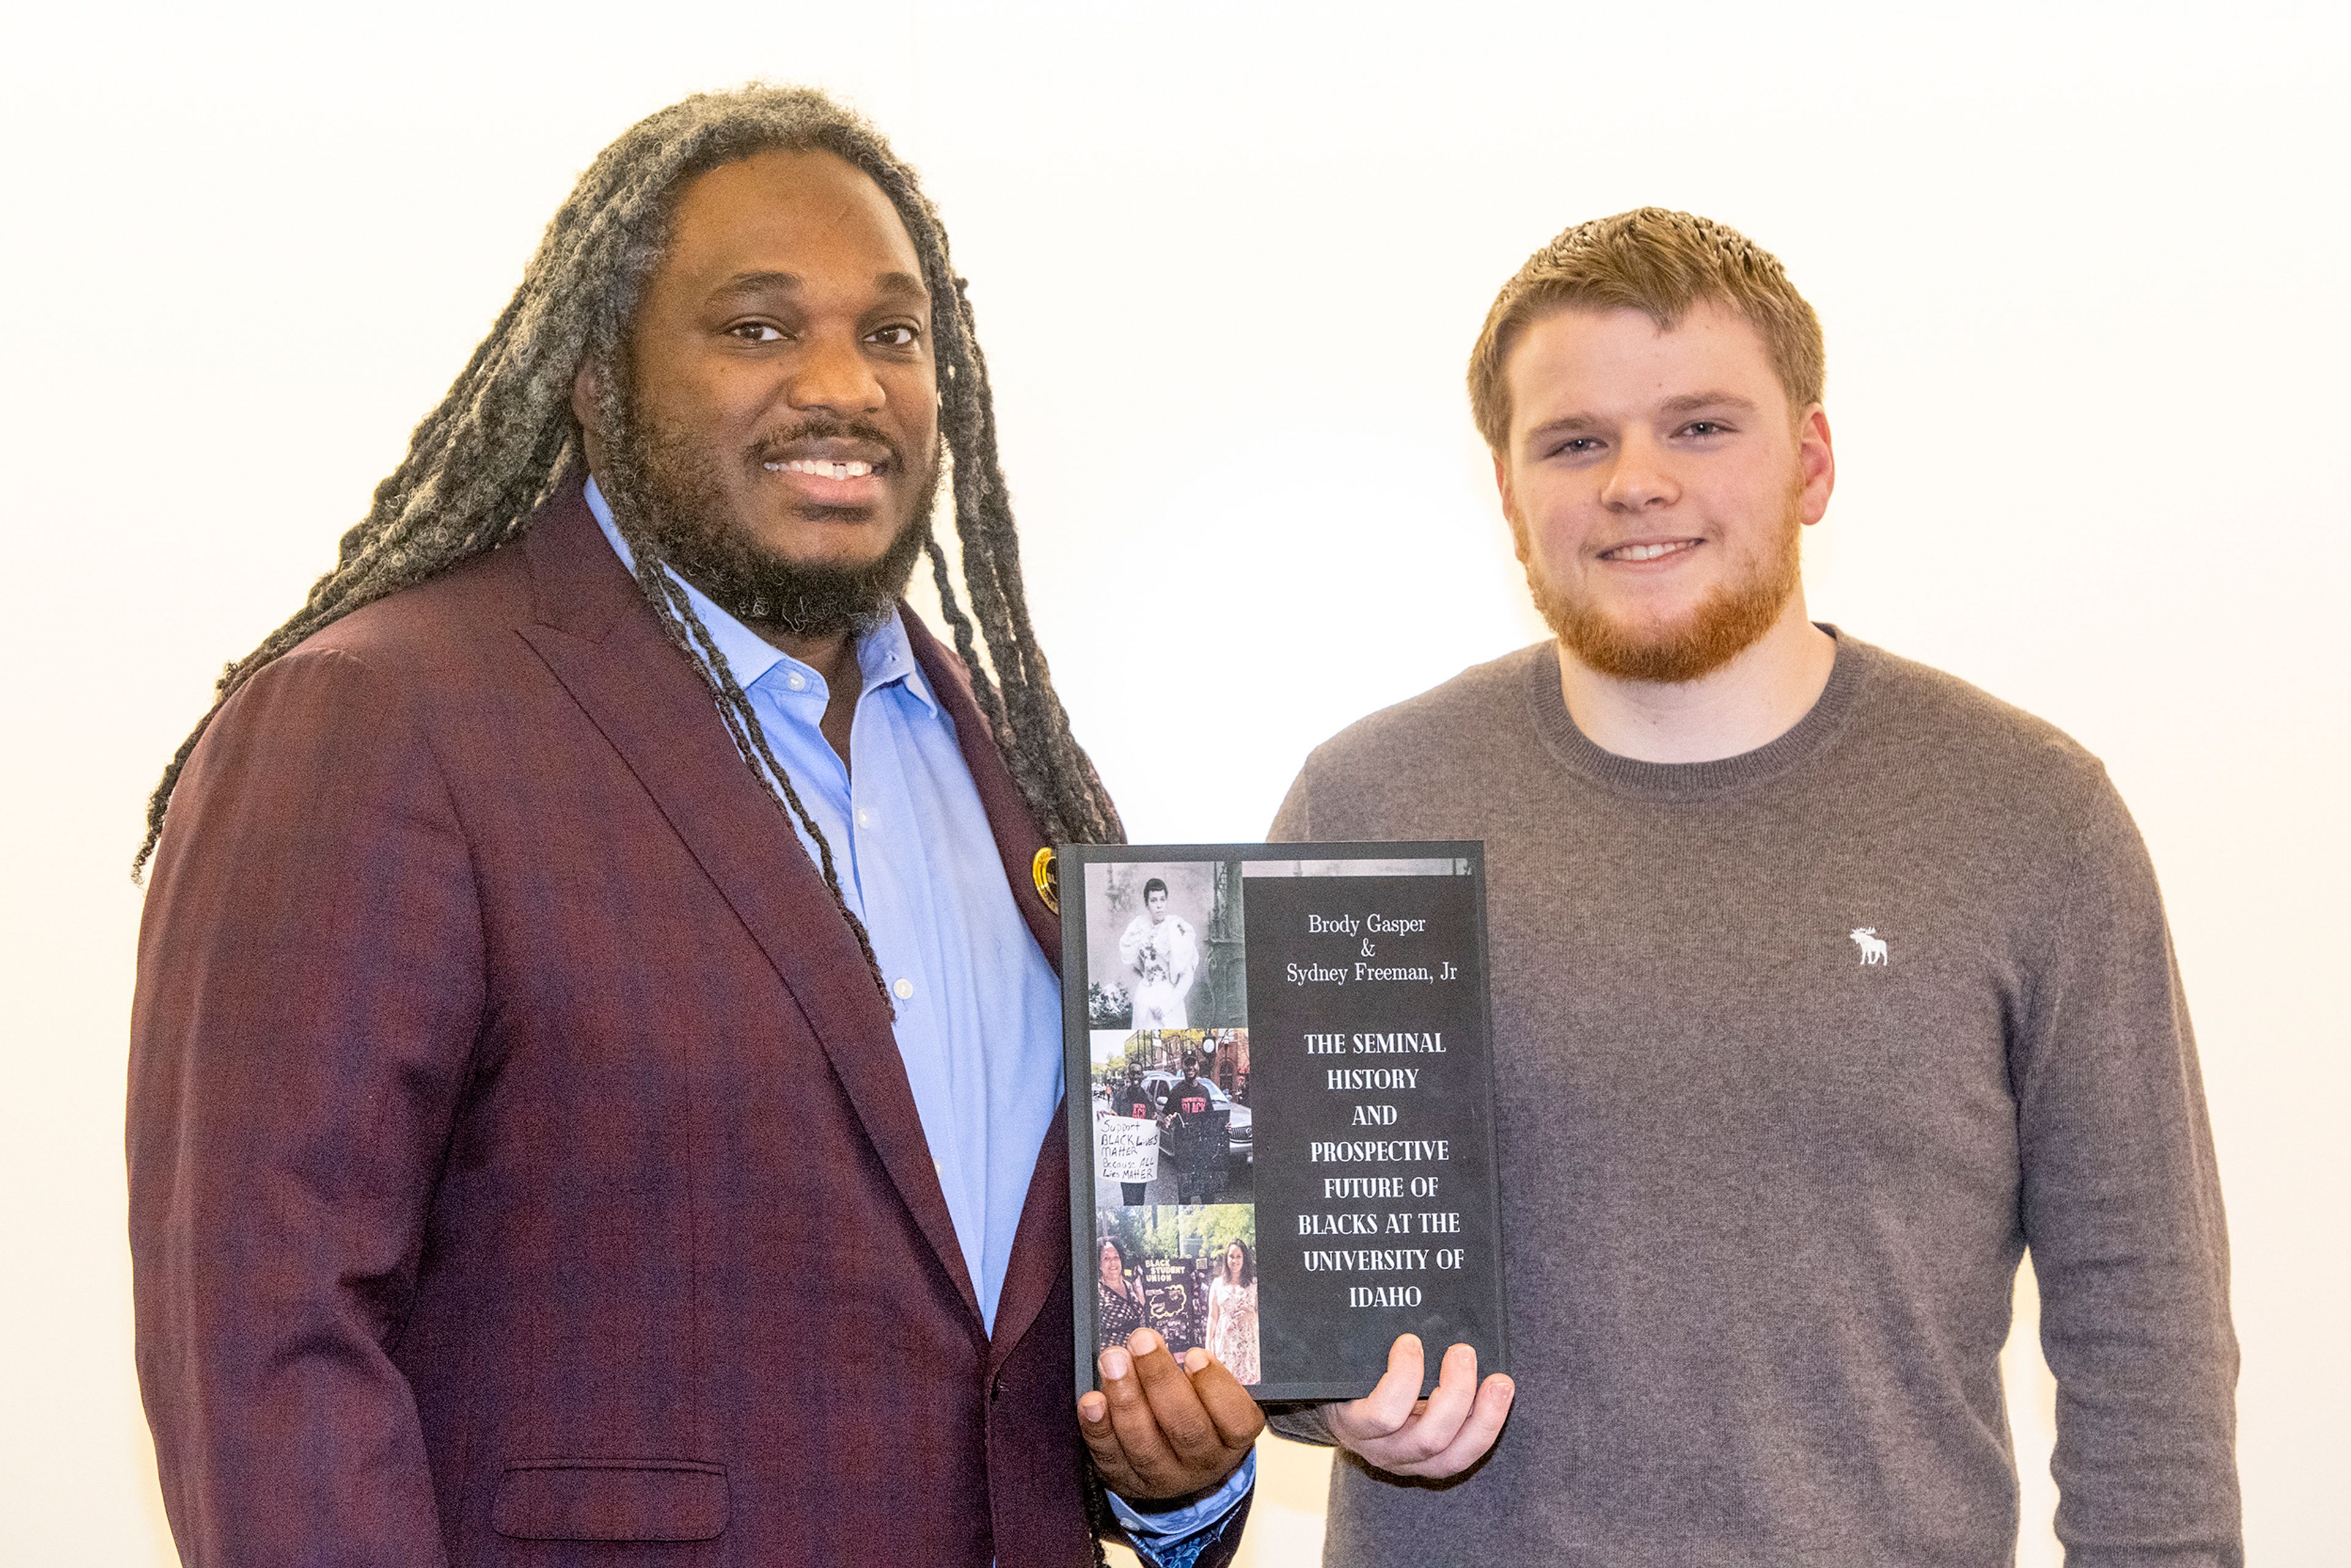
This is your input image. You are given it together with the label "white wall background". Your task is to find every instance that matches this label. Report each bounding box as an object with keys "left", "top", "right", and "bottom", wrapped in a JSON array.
[{"left": 4, "top": 2, "right": 2344, "bottom": 1562}]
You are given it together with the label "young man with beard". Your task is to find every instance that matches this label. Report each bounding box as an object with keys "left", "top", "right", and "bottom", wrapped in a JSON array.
[
  {"left": 1268, "top": 209, "right": 2242, "bottom": 1564},
  {"left": 128, "top": 87, "right": 1258, "bottom": 1567}
]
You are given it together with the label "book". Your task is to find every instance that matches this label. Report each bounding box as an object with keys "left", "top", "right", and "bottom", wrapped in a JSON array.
[{"left": 1062, "top": 841, "right": 1509, "bottom": 1403}]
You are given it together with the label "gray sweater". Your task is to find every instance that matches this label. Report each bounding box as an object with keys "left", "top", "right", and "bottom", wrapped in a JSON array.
[{"left": 1265, "top": 634, "right": 2240, "bottom": 1567}]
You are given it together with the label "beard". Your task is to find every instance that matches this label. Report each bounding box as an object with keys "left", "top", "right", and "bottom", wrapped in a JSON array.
[
  {"left": 1517, "top": 483, "right": 1804, "bottom": 685},
  {"left": 598, "top": 385, "right": 940, "bottom": 639}
]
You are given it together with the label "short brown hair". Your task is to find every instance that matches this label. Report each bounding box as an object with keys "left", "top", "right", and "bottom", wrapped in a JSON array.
[{"left": 1468, "top": 207, "right": 1824, "bottom": 453}]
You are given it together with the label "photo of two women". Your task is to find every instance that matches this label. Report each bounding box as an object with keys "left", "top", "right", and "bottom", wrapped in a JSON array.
[{"left": 1097, "top": 1204, "right": 1261, "bottom": 1387}]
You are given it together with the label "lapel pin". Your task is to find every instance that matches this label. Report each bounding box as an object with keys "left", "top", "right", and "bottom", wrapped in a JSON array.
[{"left": 1032, "top": 847, "right": 1060, "bottom": 914}]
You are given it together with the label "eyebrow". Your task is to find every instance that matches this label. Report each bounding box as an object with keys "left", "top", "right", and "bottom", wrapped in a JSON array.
[
  {"left": 710, "top": 269, "right": 931, "bottom": 304},
  {"left": 1523, "top": 414, "right": 1602, "bottom": 441},
  {"left": 1657, "top": 390, "right": 1759, "bottom": 416}
]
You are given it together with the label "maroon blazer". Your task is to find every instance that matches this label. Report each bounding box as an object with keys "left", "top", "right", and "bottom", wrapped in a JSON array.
[{"left": 129, "top": 487, "right": 1099, "bottom": 1565}]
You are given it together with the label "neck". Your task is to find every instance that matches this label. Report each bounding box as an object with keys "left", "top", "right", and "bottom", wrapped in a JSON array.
[{"left": 1558, "top": 593, "right": 1836, "bottom": 763}]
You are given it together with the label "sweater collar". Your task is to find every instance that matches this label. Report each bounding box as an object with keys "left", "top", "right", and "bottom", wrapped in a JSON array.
[{"left": 1523, "top": 625, "right": 1875, "bottom": 798}]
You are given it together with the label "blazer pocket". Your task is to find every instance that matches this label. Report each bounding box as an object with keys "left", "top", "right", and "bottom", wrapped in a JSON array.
[{"left": 492, "top": 1458, "right": 728, "bottom": 1542}]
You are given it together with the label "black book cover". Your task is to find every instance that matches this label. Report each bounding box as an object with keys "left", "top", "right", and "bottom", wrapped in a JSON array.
[{"left": 1062, "top": 842, "right": 1509, "bottom": 1403}]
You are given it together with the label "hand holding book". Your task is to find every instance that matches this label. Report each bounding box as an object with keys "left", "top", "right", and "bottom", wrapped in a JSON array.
[
  {"left": 1319, "top": 1334, "right": 1515, "bottom": 1479},
  {"left": 1076, "top": 1328, "right": 1264, "bottom": 1501}
]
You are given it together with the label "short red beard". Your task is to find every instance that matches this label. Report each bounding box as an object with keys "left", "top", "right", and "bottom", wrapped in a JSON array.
[{"left": 1517, "top": 485, "right": 1802, "bottom": 685}]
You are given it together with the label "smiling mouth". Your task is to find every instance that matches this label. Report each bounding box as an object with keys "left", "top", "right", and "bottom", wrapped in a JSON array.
[
  {"left": 765, "top": 457, "right": 880, "bottom": 480},
  {"left": 754, "top": 435, "right": 897, "bottom": 512},
  {"left": 1599, "top": 539, "right": 1701, "bottom": 563}
]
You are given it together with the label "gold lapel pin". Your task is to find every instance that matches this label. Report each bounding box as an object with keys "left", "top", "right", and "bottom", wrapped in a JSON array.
[{"left": 1032, "top": 847, "right": 1060, "bottom": 915}]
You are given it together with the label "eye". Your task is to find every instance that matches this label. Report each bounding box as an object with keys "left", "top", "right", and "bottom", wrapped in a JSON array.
[
  {"left": 727, "top": 321, "right": 787, "bottom": 343},
  {"left": 1551, "top": 437, "right": 1603, "bottom": 457},
  {"left": 1679, "top": 419, "right": 1729, "bottom": 438},
  {"left": 869, "top": 323, "right": 921, "bottom": 348}
]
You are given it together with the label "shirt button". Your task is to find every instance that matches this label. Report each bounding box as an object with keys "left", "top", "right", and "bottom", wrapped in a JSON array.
[
  {"left": 786, "top": 672, "right": 808, "bottom": 691},
  {"left": 857, "top": 808, "right": 874, "bottom": 828},
  {"left": 893, "top": 977, "right": 915, "bottom": 1000}
]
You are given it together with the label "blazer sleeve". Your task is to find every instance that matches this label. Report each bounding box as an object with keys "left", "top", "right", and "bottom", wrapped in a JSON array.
[{"left": 129, "top": 646, "right": 485, "bottom": 1566}]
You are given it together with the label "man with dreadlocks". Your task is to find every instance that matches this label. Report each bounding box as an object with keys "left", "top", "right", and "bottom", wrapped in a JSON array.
[{"left": 127, "top": 86, "right": 1259, "bottom": 1566}]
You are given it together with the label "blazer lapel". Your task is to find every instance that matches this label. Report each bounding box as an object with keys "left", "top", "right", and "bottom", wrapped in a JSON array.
[
  {"left": 902, "top": 618, "right": 1079, "bottom": 1367},
  {"left": 517, "top": 493, "right": 984, "bottom": 1332}
]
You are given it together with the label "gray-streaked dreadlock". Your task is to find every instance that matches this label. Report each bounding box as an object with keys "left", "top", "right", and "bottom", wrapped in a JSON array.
[{"left": 135, "top": 84, "right": 1127, "bottom": 992}]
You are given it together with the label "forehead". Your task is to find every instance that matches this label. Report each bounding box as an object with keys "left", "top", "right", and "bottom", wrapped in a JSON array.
[
  {"left": 657, "top": 147, "right": 925, "bottom": 301},
  {"left": 1504, "top": 301, "right": 1783, "bottom": 432}
]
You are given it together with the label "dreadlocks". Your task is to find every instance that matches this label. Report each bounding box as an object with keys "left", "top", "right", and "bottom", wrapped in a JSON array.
[{"left": 136, "top": 84, "right": 1125, "bottom": 996}]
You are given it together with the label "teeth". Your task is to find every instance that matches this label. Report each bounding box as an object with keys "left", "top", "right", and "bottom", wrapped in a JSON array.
[
  {"left": 764, "top": 459, "right": 876, "bottom": 479},
  {"left": 1608, "top": 540, "right": 1695, "bottom": 561}
]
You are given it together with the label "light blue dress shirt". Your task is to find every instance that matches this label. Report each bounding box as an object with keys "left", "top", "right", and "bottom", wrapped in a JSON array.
[{"left": 586, "top": 482, "right": 1251, "bottom": 1552}]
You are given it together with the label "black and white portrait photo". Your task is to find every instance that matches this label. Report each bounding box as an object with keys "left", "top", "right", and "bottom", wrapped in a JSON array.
[{"left": 1084, "top": 859, "right": 1247, "bottom": 1032}]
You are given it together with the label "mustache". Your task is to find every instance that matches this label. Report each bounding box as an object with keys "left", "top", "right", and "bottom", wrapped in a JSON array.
[{"left": 749, "top": 416, "right": 904, "bottom": 467}]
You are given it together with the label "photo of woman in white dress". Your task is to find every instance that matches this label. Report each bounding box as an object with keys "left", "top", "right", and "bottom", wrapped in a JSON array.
[{"left": 1204, "top": 1238, "right": 1260, "bottom": 1386}]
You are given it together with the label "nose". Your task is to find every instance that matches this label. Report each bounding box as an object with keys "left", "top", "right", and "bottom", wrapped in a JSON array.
[
  {"left": 1599, "top": 430, "right": 1679, "bottom": 512},
  {"left": 786, "top": 329, "right": 885, "bottom": 416}
]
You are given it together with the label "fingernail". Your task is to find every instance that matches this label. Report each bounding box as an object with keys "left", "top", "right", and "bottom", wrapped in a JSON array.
[
  {"left": 1184, "top": 1348, "right": 1209, "bottom": 1373},
  {"left": 1103, "top": 1347, "right": 1131, "bottom": 1379},
  {"left": 1079, "top": 1393, "right": 1107, "bottom": 1421},
  {"left": 1495, "top": 1376, "right": 1515, "bottom": 1398},
  {"left": 1128, "top": 1329, "right": 1161, "bottom": 1357}
]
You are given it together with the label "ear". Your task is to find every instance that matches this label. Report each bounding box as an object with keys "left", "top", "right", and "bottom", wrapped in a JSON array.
[
  {"left": 1794, "top": 404, "right": 1835, "bottom": 527},
  {"left": 571, "top": 357, "right": 607, "bottom": 443}
]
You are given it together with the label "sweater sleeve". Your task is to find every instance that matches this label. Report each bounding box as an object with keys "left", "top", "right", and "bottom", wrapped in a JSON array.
[
  {"left": 2013, "top": 775, "right": 2241, "bottom": 1566},
  {"left": 1263, "top": 1401, "right": 1340, "bottom": 1448}
]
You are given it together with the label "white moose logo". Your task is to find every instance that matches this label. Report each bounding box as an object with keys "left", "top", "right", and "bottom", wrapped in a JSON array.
[{"left": 1849, "top": 928, "right": 1889, "bottom": 966}]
